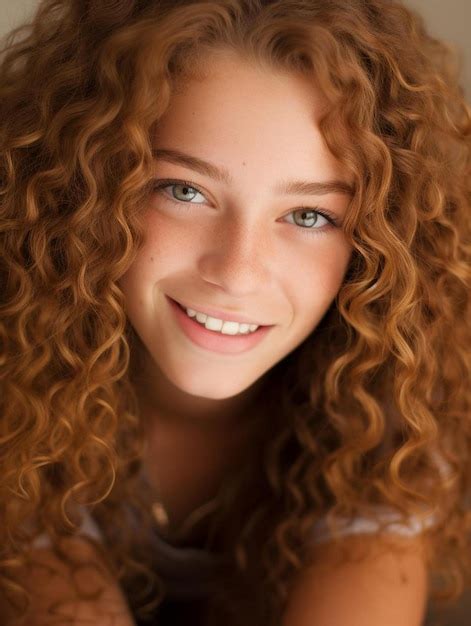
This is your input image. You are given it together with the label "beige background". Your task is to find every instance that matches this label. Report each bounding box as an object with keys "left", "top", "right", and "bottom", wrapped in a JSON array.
[{"left": 0, "top": 0, "right": 470, "bottom": 98}]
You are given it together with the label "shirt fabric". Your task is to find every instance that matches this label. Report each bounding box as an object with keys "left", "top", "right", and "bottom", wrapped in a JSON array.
[{"left": 31, "top": 502, "right": 436, "bottom": 601}]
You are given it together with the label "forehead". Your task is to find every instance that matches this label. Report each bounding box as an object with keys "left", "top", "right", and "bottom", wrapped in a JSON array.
[
  {"left": 163, "top": 49, "right": 328, "bottom": 127},
  {"left": 154, "top": 53, "right": 350, "bottom": 187}
]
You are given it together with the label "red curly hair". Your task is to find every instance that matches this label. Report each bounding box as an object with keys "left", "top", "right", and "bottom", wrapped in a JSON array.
[{"left": 1, "top": 1, "right": 470, "bottom": 624}]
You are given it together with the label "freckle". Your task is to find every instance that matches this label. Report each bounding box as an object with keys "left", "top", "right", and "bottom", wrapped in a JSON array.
[{"left": 150, "top": 257, "right": 154, "bottom": 262}]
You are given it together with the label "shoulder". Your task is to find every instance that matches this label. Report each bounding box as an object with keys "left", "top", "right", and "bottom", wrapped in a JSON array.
[
  {"left": 4, "top": 520, "right": 136, "bottom": 626},
  {"left": 281, "top": 533, "right": 428, "bottom": 626}
]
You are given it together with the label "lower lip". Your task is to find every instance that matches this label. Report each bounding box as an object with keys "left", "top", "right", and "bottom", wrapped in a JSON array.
[{"left": 166, "top": 296, "right": 274, "bottom": 355}]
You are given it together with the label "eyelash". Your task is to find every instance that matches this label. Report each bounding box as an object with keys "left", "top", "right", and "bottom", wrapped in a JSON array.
[{"left": 151, "top": 178, "right": 341, "bottom": 235}]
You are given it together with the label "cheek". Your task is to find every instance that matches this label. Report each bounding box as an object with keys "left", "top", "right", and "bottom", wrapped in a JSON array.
[
  {"left": 118, "top": 213, "right": 203, "bottom": 310},
  {"left": 141, "top": 209, "right": 200, "bottom": 263},
  {"left": 291, "top": 243, "right": 352, "bottom": 314}
]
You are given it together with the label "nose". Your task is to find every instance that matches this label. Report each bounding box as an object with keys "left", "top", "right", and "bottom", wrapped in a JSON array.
[{"left": 196, "top": 214, "right": 272, "bottom": 297}]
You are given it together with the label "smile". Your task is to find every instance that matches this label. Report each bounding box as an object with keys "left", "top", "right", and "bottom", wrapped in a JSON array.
[{"left": 166, "top": 296, "right": 274, "bottom": 355}]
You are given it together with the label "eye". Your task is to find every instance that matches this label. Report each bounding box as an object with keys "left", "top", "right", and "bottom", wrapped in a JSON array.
[
  {"left": 153, "top": 180, "right": 207, "bottom": 205},
  {"left": 152, "top": 178, "right": 341, "bottom": 235},
  {"left": 284, "top": 208, "right": 331, "bottom": 232}
]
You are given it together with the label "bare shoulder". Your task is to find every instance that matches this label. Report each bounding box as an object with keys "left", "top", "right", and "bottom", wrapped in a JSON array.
[
  {"left": 2, "top": 536, "right": 136, "bottom": 626},
  {"left": 281, "top": 533, "right": 428, "bottom": 626}
]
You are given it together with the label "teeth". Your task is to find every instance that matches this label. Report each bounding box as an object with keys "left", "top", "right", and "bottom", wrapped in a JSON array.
[{"left": 185, "top": 307, "right": 259, "bottom": 335}]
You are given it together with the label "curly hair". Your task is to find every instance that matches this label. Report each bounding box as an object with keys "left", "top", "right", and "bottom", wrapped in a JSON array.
[{"left": 1, "top": 0, "right": 470, "bottom": 624}]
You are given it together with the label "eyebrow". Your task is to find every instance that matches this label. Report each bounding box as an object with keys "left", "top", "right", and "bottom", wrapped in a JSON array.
[{"left": 152, "top": 148, "right": 355, "bottom": 197}]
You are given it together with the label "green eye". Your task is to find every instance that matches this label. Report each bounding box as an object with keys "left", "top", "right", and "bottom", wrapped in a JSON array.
[{"left": 152, "top": 178, "right": 340, "bottom": 236}]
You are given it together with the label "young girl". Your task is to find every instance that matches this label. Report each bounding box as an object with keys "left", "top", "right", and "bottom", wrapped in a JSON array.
[{"left": 1, "top": 1, "right": 470, "bottom": 625}]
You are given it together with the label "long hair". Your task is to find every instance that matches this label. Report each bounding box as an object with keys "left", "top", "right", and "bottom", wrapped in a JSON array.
[{"left": 1, "top": 1, "right": 470, "bottom": 624}]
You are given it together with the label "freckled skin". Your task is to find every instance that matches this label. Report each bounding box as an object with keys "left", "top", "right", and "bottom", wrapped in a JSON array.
[{"left": 118, "top": 49, "right": 353, "bottom": 434}]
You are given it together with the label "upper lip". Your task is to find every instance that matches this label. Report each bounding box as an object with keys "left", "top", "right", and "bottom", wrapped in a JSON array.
[{"left": 169, "top": 296, "right": 269, "bottom": 326}]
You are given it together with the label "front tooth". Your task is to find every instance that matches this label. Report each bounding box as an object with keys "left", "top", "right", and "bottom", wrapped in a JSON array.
[
  {"left": 220, "top": 321, "right": 240, "bottom": 335},
  {"left": 204, "top": 316, "right": 224, "bottom": 332},
  {"left": 185, "top": 307, "right": 259, "bottom": 334}
]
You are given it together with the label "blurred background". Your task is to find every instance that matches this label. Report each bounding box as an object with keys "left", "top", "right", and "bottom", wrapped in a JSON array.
[{"left": 0, "top": 0, "right": 470, "bottom": 624}]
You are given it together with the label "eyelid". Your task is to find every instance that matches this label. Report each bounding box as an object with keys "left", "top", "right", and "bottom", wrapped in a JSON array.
[{"left": 151, "top": 177, "right": 342, "bottom": 227}]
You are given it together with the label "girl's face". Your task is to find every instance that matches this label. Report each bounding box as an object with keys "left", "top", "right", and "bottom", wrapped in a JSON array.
[{"left": 119, "top": 50, "right": 353, "bottom": 409}]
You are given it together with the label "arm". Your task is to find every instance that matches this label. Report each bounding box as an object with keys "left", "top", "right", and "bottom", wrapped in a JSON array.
[
  {"left": 281, "top": 534, "right": 428, "bottom": 626},
  {"left": 2, "top": 536, "right": 136, "bottom": 626}
]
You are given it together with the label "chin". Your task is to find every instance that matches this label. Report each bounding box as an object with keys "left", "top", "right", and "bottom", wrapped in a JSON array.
[
  {"left": 164, "top": 361, "right": 259, "bottom": 398},
  {"left": 176, "top": 378, "right": 254, "bottom": 401}
]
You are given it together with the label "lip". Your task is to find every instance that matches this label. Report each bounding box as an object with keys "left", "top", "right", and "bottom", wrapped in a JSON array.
[
  {"left": 169, "top": 296, "right": 268, "bottom": 326},
  {"left": 166, "top": 295, "right": 274, "bottom": 355}
]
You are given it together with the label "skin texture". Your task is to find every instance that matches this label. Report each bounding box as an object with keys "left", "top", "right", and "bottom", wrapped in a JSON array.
[
  {"left": 118, "top": 50, "right": 354, "bottom": 435},
  {"left": 280, "top": 534, "right": 428, "bottom": 626}
]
